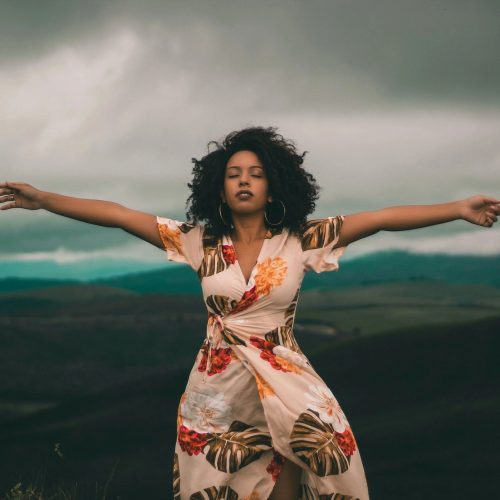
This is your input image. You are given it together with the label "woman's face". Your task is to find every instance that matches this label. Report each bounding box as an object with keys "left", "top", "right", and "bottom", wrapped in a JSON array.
[{"left": 221, "top": 150, "right": 272, "bottom": 218}]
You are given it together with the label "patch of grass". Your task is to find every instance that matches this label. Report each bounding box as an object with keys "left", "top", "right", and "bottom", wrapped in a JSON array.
[{"left": 3, "top": 444, "right": 119, "bottom": 500}]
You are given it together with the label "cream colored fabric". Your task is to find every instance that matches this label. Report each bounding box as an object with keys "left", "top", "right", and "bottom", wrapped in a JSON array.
[{"left": 157, "top": 215, "right": 369, "bottom": 500}]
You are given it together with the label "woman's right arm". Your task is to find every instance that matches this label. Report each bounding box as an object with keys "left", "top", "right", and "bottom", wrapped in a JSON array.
[{"left": 0, "top": 181, "right": 164, "bottom": 250}]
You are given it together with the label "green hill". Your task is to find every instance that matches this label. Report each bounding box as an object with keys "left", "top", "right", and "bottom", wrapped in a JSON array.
[{"left": 1, "top": 250, "right": 499, "bottom": 294}]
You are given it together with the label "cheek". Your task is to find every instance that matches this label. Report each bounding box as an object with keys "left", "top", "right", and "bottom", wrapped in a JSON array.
[{"left": 257, "top": 180, "right": 269, "bottom": 197}]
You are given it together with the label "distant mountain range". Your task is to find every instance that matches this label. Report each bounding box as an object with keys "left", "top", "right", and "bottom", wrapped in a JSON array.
[
  {"left": 1, "top": 250, "right": 499, "bottom": 294},
  {"left": 0, "top": 257, "right": 166, "bottom": 282}
]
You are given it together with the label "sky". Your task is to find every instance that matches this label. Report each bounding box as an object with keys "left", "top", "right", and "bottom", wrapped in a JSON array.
[{"left": 1, "top": 0, "right": 499, "bottom": 277}]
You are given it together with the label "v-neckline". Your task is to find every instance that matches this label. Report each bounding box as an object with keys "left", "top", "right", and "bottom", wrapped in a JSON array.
[{"left": 227, "top": 231, "right": 268, "bottom": 288}]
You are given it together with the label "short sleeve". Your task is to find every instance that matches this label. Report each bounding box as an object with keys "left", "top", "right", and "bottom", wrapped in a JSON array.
[
  {"left": 301, "top": 215, "right": 348, "bottom": 273},
  {"left": 156, "top": 216, "right": 203, "bottom": 271}
]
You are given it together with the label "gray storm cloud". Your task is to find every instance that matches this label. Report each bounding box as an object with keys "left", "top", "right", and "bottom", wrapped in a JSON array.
[
  {"left": 2, "top": 0, "right": 499, "bottom": 102},
  {"left": 0, "top": 0, "right": 499, "bottom": 261}
]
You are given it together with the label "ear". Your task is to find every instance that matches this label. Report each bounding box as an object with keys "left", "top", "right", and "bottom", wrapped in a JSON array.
[{"left": 220, "top": 191, "right": 226, "bottom": 203}]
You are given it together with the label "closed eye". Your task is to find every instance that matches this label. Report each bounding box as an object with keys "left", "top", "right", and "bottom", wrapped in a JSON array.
[{"left": 228, "top": 175, "right": 262, "bottom": 178}]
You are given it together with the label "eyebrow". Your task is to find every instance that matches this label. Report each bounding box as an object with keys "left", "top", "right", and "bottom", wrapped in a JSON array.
[{"left": 227, "top": 165, "right": 263, "bottom": 170}]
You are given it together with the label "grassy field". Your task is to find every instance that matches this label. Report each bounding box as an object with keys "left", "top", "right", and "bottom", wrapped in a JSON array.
[{"left": 0, "top": 282, "right": 499, "bottom": 499}]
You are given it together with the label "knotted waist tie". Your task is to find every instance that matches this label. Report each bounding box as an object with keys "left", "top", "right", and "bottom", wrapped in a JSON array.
[{"left": 200, "top": 312, "right": 285, "bottom": 383}]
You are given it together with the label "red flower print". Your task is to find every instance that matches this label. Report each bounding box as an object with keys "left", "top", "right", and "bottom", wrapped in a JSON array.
[
  {"left": 208, "top": 347, "right": 232, "bottom": 375},
  {"left": 222, "top": 244, "right": 237, "bottom": 264},
  {"left": 250, "top": 336, "right": 276, "bottom": 352},
  {"left": 197, "top": 342, "right": 233, "bottom": 376},
  {"left": 178, "top": 425, "right": 208, "bottom": 456},
  {"left": 336, "top": 427, "right": 357, "bottom": 457},
  {"left": 231, "top": 285, "right": 258, "bottom": 314},
  {"left": 266, "top": 449, "right": 286, "bottom": 481},
  {"left": 261, "top": 350, "right": 284, "bottom": 371},
  {"left": 250, "top": 336, "right": 291, "bottom": 372}
]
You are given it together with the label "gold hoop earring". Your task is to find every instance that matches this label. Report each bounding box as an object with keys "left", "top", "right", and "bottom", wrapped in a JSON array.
[
  {"left": 219, "top": 201, "right": 231, "bottom": 227},
  {"left": 265, "top": 199, "right": 286, "bottom": 226}
]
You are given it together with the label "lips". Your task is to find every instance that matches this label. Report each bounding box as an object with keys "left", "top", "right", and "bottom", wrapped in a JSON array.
[{"left": 236, "top": 190, "right": 253, "bottom": 197}]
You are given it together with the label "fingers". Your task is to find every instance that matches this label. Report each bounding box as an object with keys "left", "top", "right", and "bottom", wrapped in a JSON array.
[
  {"left": 486, "top": 205, "right": 499, "bottom": 223},
  {"left": 485, "top": 205, "right": 500, "bottom": 222},
  {"left": 0, "top": 198, "right": 16, "bottom": 210},
  {"left": 0, "top": 182, "right": 19, "bottom": 195},
  {"left": 481, "top": 195, "right": 500, "bottom": 205},
  {"left": 0, "top": 194, "right": 16, "bottom": 203},
  {"left": 1, "top": 181, "right": 22, "bottom": 191},
  {"left": 0, "top": 185, "right": 17, "bottom": 210},
  {"left": 0, "top": 203, "right": 16, "bottom": 211},
  {"left": 485, "top": 213, "right": 498, "bottom": 226}
]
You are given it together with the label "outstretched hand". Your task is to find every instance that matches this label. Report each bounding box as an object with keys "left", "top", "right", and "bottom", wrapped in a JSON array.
[
  {"left": 0, "top": 181, "right": 44, "bottom": 211},
  {"left": 460, "top": 195, "right": 500, "bottom": 227}
]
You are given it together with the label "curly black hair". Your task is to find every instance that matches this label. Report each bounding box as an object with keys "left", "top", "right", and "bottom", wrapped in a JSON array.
[{"left": 185, "top": 125, "right": 321, "bottom": 238}]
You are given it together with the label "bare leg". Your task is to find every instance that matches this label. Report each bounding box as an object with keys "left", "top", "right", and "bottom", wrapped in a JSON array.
[{"left": 268, "top": 458, "right": 302, "bottom": 500}]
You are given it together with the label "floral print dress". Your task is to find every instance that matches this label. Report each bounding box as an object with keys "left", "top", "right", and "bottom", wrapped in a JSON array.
[{"left": 156, "top": 214, "right": 370, "bottom": 500}]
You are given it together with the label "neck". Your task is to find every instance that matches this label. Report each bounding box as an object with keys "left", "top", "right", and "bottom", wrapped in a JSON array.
[{"left": 230, "top": 215, "right": 268, "bottom": 243}]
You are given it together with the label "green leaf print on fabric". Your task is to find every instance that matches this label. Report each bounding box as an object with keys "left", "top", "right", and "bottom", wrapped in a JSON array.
[
  {"left": 264, "top": 324, "right": 305, "bottom": 356},
  {"left": 289, "top": 409, "right": 352, "bottom": 476},
  {"left": 301, "top": 216, "right": 344, "bottom": 251},
  {"left": 284, "top": 287, "right": 300, "bottom": 326},
  {"left": 198, "top": 231, "right": 230, "bottom": 279},
  {"left": 205, "top": 420, "right": 273, "bottom": 473},
  {"left": 206, "top": 295, "right": 238, "bottom": 317}
]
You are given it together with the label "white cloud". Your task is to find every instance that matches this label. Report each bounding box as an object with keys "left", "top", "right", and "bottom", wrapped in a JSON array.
[
  {"left": 0, "top": 27, "right": 142, "bottom": 160},
  {"left": 351, "top": 226, "right": 500, "bottom": 257},
  {"left": 0, "top": 240, "right": 161, "bottom": 264}
]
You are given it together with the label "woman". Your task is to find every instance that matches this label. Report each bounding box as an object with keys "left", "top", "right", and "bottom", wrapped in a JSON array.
[{"left": 1, "top": 126, "right": 498, "bottom": 500}]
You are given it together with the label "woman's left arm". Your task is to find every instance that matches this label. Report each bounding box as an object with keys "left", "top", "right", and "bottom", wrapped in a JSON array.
[{"left": 337, "top": 195, "right": 500, "bottom": 247}]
